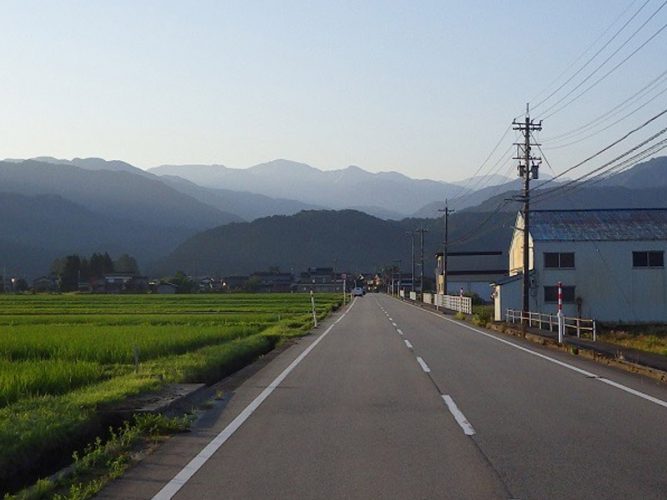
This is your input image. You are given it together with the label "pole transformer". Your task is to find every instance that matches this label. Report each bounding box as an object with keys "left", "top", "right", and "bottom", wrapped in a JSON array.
[{"left": 512, "top": 104, "right": 542, "bottom": 321}]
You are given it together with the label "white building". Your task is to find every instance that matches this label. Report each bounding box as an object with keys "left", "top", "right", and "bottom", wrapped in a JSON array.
[{"left": 494, "top": 209, "right": 667, "bottom": 323}]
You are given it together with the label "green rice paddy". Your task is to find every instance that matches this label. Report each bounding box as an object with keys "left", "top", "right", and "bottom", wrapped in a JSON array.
[{"left": 0, "top": 292, "right": 342, "bottom": 494}]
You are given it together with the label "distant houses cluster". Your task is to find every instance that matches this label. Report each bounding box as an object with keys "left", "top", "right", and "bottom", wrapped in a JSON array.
[{"left": 13, "top": 267, "right": 379, "bottom": 295}]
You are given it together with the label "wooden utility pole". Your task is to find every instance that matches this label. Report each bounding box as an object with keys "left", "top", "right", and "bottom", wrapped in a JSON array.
[
  {"left": 512, "top": 104, "right": 542, "bottom": 320},
  {"left": 438, "top": 200, "right": 454, "bottom": 295}
]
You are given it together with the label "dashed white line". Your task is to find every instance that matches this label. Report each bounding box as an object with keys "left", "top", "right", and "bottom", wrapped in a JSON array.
[
  {"left": 397, "top": 299, "right": 667, "bottom": 410},
  {"left": 152, "top": 300, "right": 357, "bottom": 499},
  {"left": 442, "top": 395, "right": 476, "bottom": 436},
  {"left": 416, "top": 356, "right": 431, "bottom": 373},
  {"left": 404, "top": 339, "right": 413, "bottom": 349},
  {"left": 396, "top": 328, "right": 404, "bottom": 336},
  {"left": 391, "top": 322, "right": 397, "bottom": 327}
]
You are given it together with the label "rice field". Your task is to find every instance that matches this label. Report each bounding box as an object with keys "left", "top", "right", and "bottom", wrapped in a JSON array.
[{"left": 0, "top": 292, "right": 342, "bottom": 494}]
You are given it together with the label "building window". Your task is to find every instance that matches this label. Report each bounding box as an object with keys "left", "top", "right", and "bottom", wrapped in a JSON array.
[
  {"left": 544, "top": 286, "right": 575, "bottom": 303},
  {"left": 633, "top": 251, "right": 664, "bottom": 268},
  {"left": 544, "top": 252, "right": 575, "bottom": 268}
]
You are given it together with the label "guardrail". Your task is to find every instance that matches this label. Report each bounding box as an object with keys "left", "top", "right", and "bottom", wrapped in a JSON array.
[
  {"left": 435, "top": 294, "right": 473, "bottom": 315},
  {"left": 506, "top": 309, "right": 596, "bottom": 341}
]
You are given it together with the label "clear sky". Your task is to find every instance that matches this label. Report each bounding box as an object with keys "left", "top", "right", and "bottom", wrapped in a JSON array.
[{"left": 1, "top": 0, "right": 665, "bottom": 182}]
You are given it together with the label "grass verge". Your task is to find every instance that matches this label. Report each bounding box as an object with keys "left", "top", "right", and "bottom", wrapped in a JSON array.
[{"left": 5, "top": 413, "right": 192, "bottom": 500}]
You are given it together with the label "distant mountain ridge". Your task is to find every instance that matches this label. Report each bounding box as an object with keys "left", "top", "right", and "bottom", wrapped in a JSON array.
[
  {"left": 1, "top": 154, "right": 666, "bottom": 279},
  {"left": 149, "top": 159, "right": 465, "bottom": 216},
  {"left": 156, "top": 209, "right": 513, "bottom": 276},
  {"left": 0, "top": 160, "right": 241, "bottom": 229},
  {"left": 0, "top": 191, "right": 192, "bottom": 278}
]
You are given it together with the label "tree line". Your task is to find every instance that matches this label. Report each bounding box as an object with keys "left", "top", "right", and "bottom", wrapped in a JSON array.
[{"left": 50, "top": 252, "right": 140, "bottom": 292}]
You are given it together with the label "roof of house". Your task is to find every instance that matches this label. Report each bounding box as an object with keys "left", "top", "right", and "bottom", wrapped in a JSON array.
[{"left": 528, "top": 208, "right": 667, "bottom": 241}]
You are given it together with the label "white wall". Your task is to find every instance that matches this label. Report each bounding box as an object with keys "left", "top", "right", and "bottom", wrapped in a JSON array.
[
  {"left": 449, "top": 280, "right": 495, "bottom": 301},
  {"left": 533, "top": 240, "right": 667, "bottom": 322},
  {"left": 494, "top": 279, "right": 522, "bottom": 321}
]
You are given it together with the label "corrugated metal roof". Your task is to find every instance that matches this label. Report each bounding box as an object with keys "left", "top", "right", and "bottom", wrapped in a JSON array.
[{"left": 529, "top": 209, "right": 667, "bottom": 241}]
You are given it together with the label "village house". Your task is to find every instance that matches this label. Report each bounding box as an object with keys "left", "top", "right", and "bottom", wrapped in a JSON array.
[
  {"left": 297, "top": 267, "right": 347, "bottom": 293},
  {"left": 493, "top": 208, "right": 667, "bottom": 323}
]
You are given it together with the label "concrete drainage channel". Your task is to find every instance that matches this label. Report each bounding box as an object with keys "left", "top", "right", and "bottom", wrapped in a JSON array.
[{"left": 400, "top": 297, "right": 667, "bottom": 385}]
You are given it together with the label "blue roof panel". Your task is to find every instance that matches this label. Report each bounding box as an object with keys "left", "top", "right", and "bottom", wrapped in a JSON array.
[{"left": 530, "top": 209, "right": 667, "bottom": 241}]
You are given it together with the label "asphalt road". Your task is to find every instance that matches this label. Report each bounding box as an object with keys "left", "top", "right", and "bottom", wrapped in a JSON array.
[{"left": 100, "top": 295, "right": 667, "bottom": 500}]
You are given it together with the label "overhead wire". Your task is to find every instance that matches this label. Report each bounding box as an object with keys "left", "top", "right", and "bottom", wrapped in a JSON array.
[
  {"left": 544, "top": 83, "right": 667, "bottom": 149},
  {"left": 530, "top": 138, "right": 667, "bottom": 205},
  {"left": 535, "top": 107, "right": 667, "bottom": 190},
  {"left": 447, "top": 124, "right": 513, "bottom": 202},
  {"left": 542, "top": 67, "right": 667, "bottom": 143},
  {"left": 528, "top": 0, "right": 643, "bottom": 107},
  {"left": 532, "top": 0, "right": 652, "bottom": 111},
  {"left": 447, "top": 199, "right": 513, "bottom": 246},
  {"left": 542, "top": 14, "right": 667, "bottom": 119},
  {"left": 531, "top": 126, "right": 667, "bottom": 203}
]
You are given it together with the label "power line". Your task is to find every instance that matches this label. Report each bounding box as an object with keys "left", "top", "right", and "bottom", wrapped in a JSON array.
[
  {"left": 543, "top": 67, "right": 667, "bottom": 142},
  {"left": 533, "top": 0, "right": 652, "bottom": 111},
  {"left": 528, "top": 0, "right": 644, "bottom": 106},
  {"left": 536, "top": 107, "right": 667, "bottom": 190},
  {"left": 545, "top": 83, "right": 667, "bottom": 150},
  {"left": 446, "top": 199, "right": 513, "bottom": 247},
  {"left": 543, "top": 16, "right": 667, "bottom": 119},
  {"left": 532, "top": 127, "right": 667, "bottom": 204},
  {"left": 530, "top": 139, "right": 667, "bottom": 205},
  {"left": 448, "top": 124, "right": 513, "bottom": 202}
]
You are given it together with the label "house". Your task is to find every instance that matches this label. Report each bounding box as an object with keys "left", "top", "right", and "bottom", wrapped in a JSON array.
[
  {"left": 103, "top": 274, "right": 149, "bottom": 293},
  {"left": 32, "top": 275, "right": 59, "bottom": 292},
  {"left": 297, "top": 267, "right": 346, "bottom": 293},
  {"left": 435, "top": 251, "right": 506, "bottom": 300},
  {"left": 249, "top": 272, "right": 295, "bottom": 293},
  {"left": 156, "top": 282, "right": 178, "bottom": 294},
  {"left": 223, "top": 275, "right": 249, "bottom": 291},
  {"left": 493, "top": 209, "right": 667, "bottom": 323}
]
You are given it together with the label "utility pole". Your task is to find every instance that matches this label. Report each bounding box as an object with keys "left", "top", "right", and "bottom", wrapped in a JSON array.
[
  {"left": 406, "top": 231, "right": 415, "bottom": 292},
  {"left": 512, "top": 104, "right": 542, "bottom": 321},
  {"left": 438, "top": 200, "right": 454, "bottom": 295},
  {"left": 415, "top": 227, "right": 429, "bottom": 295}
]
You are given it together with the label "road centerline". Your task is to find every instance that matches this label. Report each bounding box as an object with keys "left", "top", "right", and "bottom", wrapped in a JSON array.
[
  {"left": 395, "top": 298, "right": 667, "bottom": 410},
  {"left": 442, "top": 395, "right": 476, "bottom": 436},
  {"left": 416, "top": 356, "right": 431, "bottom": 373}
]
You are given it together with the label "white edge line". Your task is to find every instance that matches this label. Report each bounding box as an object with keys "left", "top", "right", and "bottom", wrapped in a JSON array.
[
  {"left": 598, "top": 377, "right": 667, "bottom": 408},
  {"left": 152, "top": 299, "right": 357, "bottom": 500},
  {"left": 416, "top": 356, "right": 431, "bottom": 373},
  {"left": 442, "top": 395, "right": 476, "bottom": 436},
  {"left": 397, "top": 299, "right": 667, "bottom": 409},
  {"left": 404, "top": 339, "right": 413, "bottom": 349}
]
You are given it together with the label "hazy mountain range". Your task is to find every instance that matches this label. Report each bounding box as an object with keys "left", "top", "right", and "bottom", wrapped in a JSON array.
[
  {"left": 149, "top": 159, "right": 472, "bottom": 216},
  {"left": 1, "top": 155, "right": 666, "bottom": 279}
]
